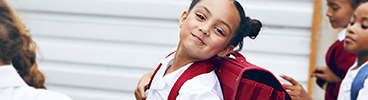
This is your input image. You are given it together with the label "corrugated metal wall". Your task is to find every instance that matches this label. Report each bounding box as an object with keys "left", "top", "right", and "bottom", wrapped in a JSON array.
[{"left": 8, "top": 0, "right": 313, "bottom": 99}]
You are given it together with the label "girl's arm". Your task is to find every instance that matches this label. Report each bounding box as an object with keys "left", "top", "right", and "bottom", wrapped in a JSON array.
[
  {"left": 280, "top": 75, "right": 314, "bottom": 100},
  {"left": 312, "top": 67, "right": 341, "bottom": 83},
  {"left": 134, "top": 72, "right": 153, "bottom": 100}
]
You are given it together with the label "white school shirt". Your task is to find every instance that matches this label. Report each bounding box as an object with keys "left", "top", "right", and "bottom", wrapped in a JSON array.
[
  {"left": 337, "top": 28, "right": 347, "bottom": 41},
  {"left": 146, "top": 51, "right": 223, "bottom": 100},
  {"left": 0, "top": 64, "right": 72, "bottom": 100},
  {"left": 337, "top": 61, "right": 368, "bottom": 100}
]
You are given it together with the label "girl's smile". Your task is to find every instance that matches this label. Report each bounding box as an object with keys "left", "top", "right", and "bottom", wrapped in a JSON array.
[
  {"left": 191, "top": 33, "right": 205, "bottom": 45},
  {"left": 163, "top": 0, "right": 246, "bottom": 80},
  {"left": 329, "top": 20, "right": 336, "bottom": 24},
  {"left": 177, "top": 0, "right": 239, "bottom": 61},
  {"left": 344, "top": 2, "right": 368, "bottom": 54},
  {"left": 344, "top": 35, "right": 355, "bottom": 43}
]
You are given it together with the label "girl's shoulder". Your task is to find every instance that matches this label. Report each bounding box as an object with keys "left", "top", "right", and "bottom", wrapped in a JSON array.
[
  {"left": 34, "top": 89, "right": 73, "bottom": 100},
  {"left": 181, "top": 70, "right": 220, "bottom": 91},
  {"left": 14, "top": 87, "right": 73, "bottom": 100}
]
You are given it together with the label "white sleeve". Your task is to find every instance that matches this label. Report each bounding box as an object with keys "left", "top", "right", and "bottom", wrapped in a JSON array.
[
  {"left": 35, "top": 90, "right": 73, "bottom": 100},
  {"left": 357, "top": 78, "right": 368, "bottom": 100}
]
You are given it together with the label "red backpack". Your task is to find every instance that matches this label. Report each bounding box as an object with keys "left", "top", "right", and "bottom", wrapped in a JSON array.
[{"left": 148, "top": 51, "right": 291, "bottom": 100}]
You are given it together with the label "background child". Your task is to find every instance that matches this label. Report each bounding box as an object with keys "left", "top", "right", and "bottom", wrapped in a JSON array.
[
  {"left": 0, "top": 0, "right": 72, "bottom": 99},
  {"left": 282, "top": 0, "right": 363, "bottom": 99},
  {"left": 337, "top": 2, "right": 368, "bottom": 99},
  {"left": 313, "top": 0, "right": 360, "bottom": 99},
  {"left": 136, "top": 0, "right": 262, "bottom": 99}
]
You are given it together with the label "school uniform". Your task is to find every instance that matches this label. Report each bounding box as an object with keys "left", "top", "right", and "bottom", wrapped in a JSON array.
[
  {"left": 337, "top": 61, "right": 368, "bottom": 100},
  {"left": 146, "top": 50, "right": 223, "bottom": 100},
  {"left": 316, "top": 28, "right": 357, "bottom": 100},
  {"left": 0, "top": 64, "right": 72, "bottom": 100}
]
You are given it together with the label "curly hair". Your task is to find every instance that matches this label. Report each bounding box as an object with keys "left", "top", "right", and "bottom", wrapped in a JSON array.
[
  {"left": 0, "top": 0, "right": 46, "bottom": 89},
  {"left": 188, "top": 0, "right": 262, "bottom": 51}
]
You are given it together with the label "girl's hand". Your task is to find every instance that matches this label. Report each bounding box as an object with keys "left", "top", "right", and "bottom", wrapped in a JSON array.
[
  {"left": 280, "top": 75, "right": 313, "bottom": 100},
  {"left": 134, "top": 72, "right": 153, "bottom": 100},
  {"left": 312, "top": 67, "right": 341, "bottom": 83}
]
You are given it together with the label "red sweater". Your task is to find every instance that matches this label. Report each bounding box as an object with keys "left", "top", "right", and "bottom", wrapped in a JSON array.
[{"left": 316, "top": 40, "right": 356, "bottom": 100}]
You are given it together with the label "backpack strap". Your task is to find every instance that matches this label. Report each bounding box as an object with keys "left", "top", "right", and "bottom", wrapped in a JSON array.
[
  {"left": 147, "top": 51, "right": 176, "bottom": 89},
  {"left": 147, "top": 63, "right": 162, "bottom": 89},
  {"left": 351, "top": 62, "right": 368, "bottom": 100},
  {"left": 167, "top": 57, "right": 217, "bottom": 100}
]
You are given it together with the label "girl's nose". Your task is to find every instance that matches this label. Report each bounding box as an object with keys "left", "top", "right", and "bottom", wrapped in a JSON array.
[
  {"left": 199, "top": 27, "right": 209, "bottom": 36},
  {"left": 347, "top": 24, "right": 356, "bottom": 35},
  {"left": 326, "top": 7, "right": 332, "bottom": 17}
]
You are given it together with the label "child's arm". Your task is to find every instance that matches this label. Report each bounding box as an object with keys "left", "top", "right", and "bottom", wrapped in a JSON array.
[
  {"left": 280, "top": 75, "right": 313, "bottom": 100},
  {"left": 134, "top": 72, "right": 153, "bottom": 100},
  {"left": 312, "top": 67, "right": 341, "bottom": 83}
]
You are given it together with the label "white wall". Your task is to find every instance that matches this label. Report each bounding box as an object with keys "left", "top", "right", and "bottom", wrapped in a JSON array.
[{"left": 8, "top": 0, "right": 313, "bottom": 99}]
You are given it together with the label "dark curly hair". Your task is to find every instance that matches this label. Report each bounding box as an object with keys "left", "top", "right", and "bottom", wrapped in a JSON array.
[{"left": 188, "top": 0, "right": 262, "bottom": 51}]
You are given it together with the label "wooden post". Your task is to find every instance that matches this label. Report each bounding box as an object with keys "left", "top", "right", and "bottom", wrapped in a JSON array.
[{"left": 308, "top": 0, "right": 322, "bottom": 95}]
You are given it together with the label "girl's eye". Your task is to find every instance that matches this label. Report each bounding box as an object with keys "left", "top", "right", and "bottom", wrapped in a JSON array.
[
  {"left": 331, "top": 5, "right": 339, "bottom": 11},
  {"left": 196, "top": 14, "right": 205, "bottom": 21},
  {"left": 332, "top": 7, "right": 338, "bottom": 11},
  {"left": 362, "top": 25, "right": 368, "bottom": 29},
  {"left": 350, "top": 22, "right": 354, "bottom": 26},
  {"left": 215, "top": 28, "right": 225, "bottom": 36}
]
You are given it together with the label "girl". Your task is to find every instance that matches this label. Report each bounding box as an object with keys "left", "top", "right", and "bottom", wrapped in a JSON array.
[
  {"left": 337, "top": 2, "right": 368, "bottom": 99},
  {"left": 282, "top": 0, "right": 364, "bottom": 99},
  {"left": 135, "top": 0, "right": 262, "bottom": 99},
  {"left": 0, "top": 0, "right": 72, "bottom": 99},
  {"left": 313, "top": 0, "right": 360, "bottom": 99}
]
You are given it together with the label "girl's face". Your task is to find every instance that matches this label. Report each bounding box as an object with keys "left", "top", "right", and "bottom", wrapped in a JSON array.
[
  {"left": 344, "top": 3, "right": 368, "bottom": 54},
  {"left": 326, "top": 0, "right": 355, "bottom": 28},
  {"left": 178, "top": 0, "right": 239, "bottom": 61}
]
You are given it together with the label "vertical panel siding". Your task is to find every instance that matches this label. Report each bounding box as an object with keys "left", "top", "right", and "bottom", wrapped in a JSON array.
[{"left": 8, "top": 0, "right": 313, "bottom": 99}]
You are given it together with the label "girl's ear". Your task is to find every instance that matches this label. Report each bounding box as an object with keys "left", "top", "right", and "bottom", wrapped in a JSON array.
[
  {"left": 217, "top": 45, "right": 234, "bottom": 57},
  {"left": 179, "top": 11, "right": 188, "bottom": 28}
]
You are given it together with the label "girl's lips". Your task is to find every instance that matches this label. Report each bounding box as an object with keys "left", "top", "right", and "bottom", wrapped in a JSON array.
[
  {"left": 345, "top": 35, "right": 355, "bottom": 42},
  {"left": 192, "top": 34, "right": 205, "bottom": 45}
]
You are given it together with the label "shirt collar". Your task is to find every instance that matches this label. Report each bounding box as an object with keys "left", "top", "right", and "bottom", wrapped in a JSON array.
[
  {"left": 164, "top": 62, "right": 192, "bottom": 88},
  {"left": 161, "top": 53, "right": 194, "bottom": 88},
  {"left": 337, "top": 28, "right": 347, "bottom": 41},
  {"left": 150, "top": 52, "right": 193, "bottom": 89},
  {"left": 350, "top": 59, "right": 368, "bottom": 71},
  {"left": 0, "top": 64, "right": 28, "bottom": 88}
]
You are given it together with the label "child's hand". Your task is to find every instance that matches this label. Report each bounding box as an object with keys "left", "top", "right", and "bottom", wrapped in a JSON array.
[
  {"left": 134, "top": 72, "right": 153, "bottom": 100},
  {"left": 311, "top": 67, "right": 341, "bottom": 83},
  {"left": 280, "top": 74, "right": 313, "bottom": 100}
]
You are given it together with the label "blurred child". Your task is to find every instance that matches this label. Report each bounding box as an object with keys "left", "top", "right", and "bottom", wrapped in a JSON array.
[
  {"left": 0, "top": 0, "right": 72, "bottom": 99},
  {"left": 135, "top": 0, "right": 262, "bottom": 99},
  {"left": 337, "top": 2, "right": 368, "bottom": 99},
  {"left": 282, "top": 0, "right": 364, "bottom": 99},
  {"left": 312, "top": 0, "right": 361, "bottom": 100}
]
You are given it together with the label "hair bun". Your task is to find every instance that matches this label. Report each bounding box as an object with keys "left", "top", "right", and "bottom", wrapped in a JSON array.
[{"left": 245, "top": 18, "right": 262, "bottom": 39}]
